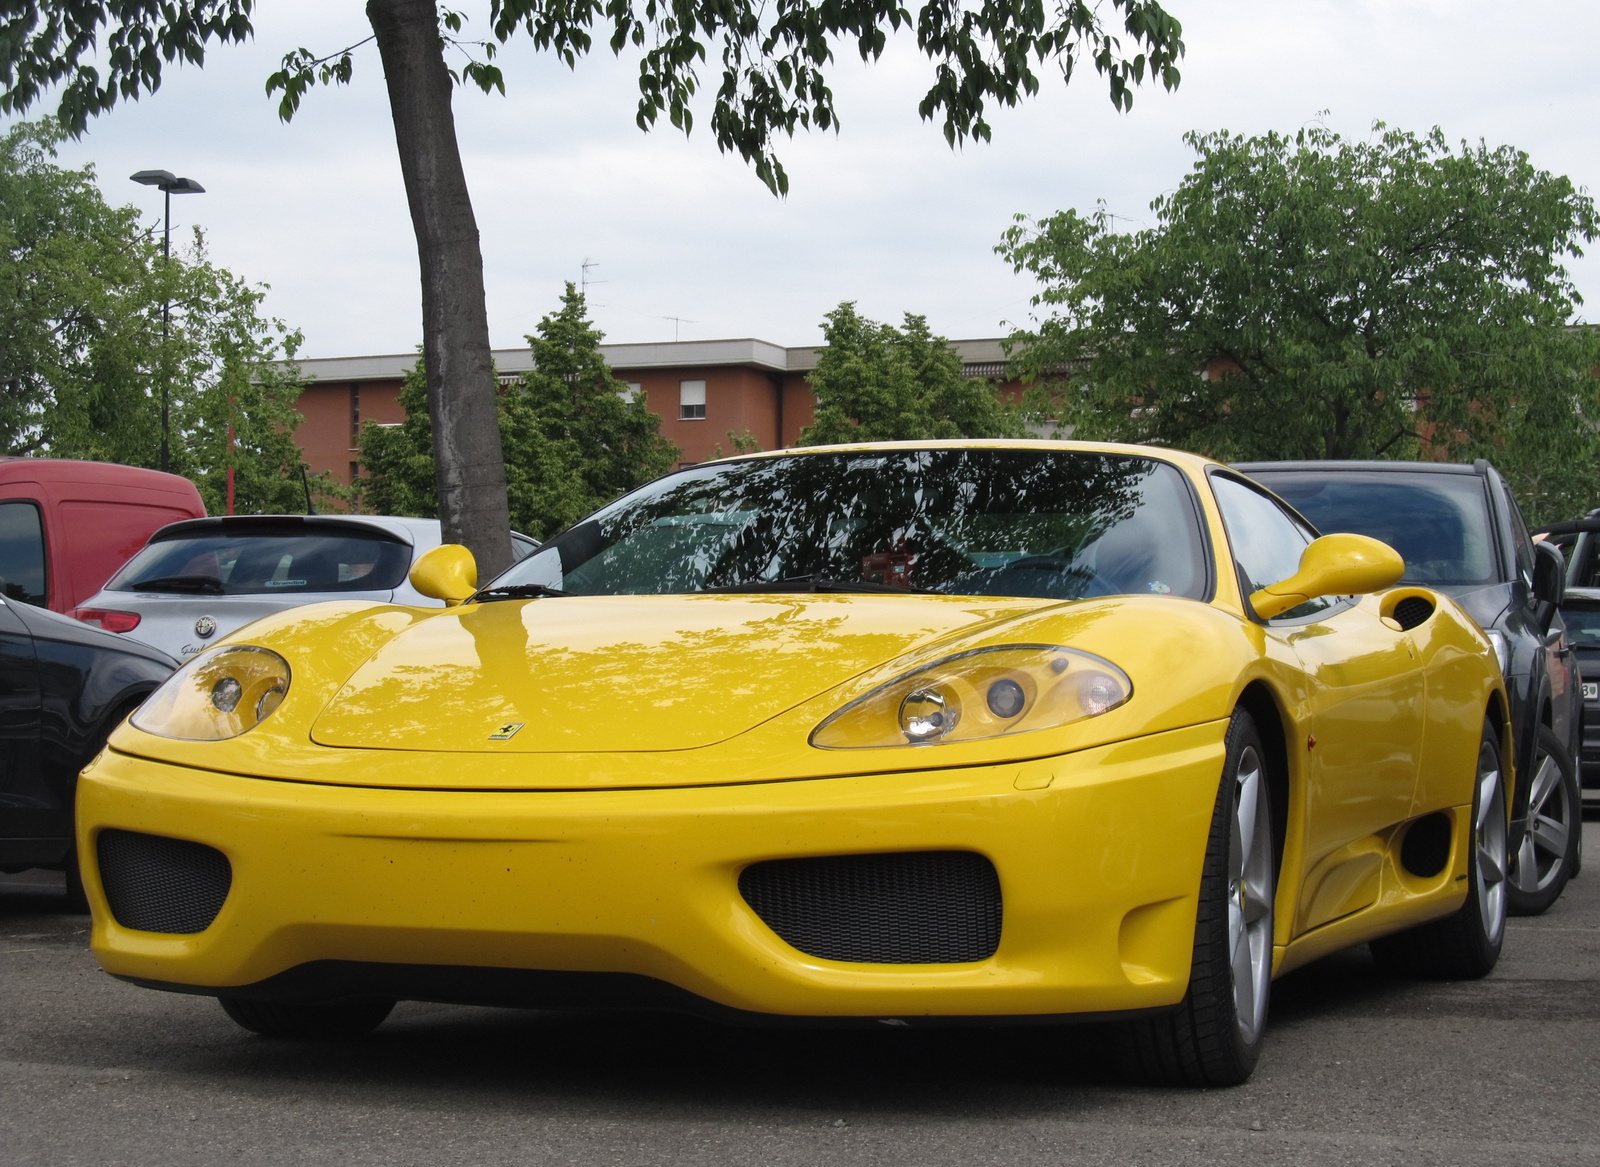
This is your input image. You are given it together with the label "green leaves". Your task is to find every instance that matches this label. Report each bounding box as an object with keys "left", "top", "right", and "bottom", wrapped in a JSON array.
[
  {"left": 266, "top": 40, "right": 370, "bottom": 123},
  {"left": 0, "top": 2, "right": 256, "bottom": 136},
  {"left": 799, "top": 302, "right": 1025, "bottom": 445},
  {"left": 2, "top": 1, "right": 1182, "bottom": 195},
  {"left": 1000, "top": 123, "right": 1600, "bottom": 524},
  {"left": 0, "top": 119, "right": 324, "bottom": 512}
]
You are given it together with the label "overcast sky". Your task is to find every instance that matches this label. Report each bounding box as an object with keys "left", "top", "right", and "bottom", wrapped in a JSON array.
[{"left": 22, "top": 0, "right": 1600, "bottom": 358}]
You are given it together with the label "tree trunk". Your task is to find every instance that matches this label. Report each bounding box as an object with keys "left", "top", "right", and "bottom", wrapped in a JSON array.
[{"left": 367, "top": 0, "right": 512, "bottom": 579}]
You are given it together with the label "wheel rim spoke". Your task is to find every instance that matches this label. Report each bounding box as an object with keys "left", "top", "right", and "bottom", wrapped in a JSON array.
[
  {"left": 1227, "top": 744, "right": 1272, "bottom": 1045},
  {"left": 1509, "top": 832, "right": 1537, "bottom": 891},
  {"left": 1475, "top": 755, "right": 1507, "bottom": 945},
  {"left": 1527, "top": 755, "right": 1561, "bottom": 816},
  {"left": 1532, "top": 815, "right": 1570, "bottom": 862}
]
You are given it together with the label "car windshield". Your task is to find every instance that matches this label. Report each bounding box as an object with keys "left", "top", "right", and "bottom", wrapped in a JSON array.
[
  {"left": 489, "top": 449, "right": 1210, "bottom": 601},
  {"left": 1247, "top": 470, "right": 1499, "bottom": 586},
  {"left": 106, "top": 527, "right": 412, "bottom": 595},
  {"left": 1562, "top": 604, "right": 1600, "bottom": 649}
]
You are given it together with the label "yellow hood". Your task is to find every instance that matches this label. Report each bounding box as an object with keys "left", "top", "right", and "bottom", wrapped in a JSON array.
[{"left": 309, "top": 593, "right": 1050, "bottom": 753}]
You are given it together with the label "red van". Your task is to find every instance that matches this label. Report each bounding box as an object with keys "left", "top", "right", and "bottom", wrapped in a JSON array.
[{"left": 0, "top": 460, "right": 206, "bottom": 614}]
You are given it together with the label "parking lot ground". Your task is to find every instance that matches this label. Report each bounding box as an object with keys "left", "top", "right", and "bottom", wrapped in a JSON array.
[{"left": 4, "top": 824, "right": 1600, "bottom": 1167}]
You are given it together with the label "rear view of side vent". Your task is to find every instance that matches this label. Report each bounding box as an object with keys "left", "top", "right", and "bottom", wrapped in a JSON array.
[
  {"left": 97, "top": 829, "right": 232, "bottom": 934},
  {"left": 1392, "top": 596, "right": 1435, "bottom": 631},
  {"left": 739, "top": 850, "right": 1002, "bottom": 964}
]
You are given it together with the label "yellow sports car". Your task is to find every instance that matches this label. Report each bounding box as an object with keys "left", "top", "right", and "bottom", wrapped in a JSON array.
[{"left": 79, "top": 441, "right": 1510, "bottom": 1086}]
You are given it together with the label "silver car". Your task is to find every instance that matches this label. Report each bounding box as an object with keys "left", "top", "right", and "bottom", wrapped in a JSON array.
[{"left": 72, "top": 514, "right": 536, "bottom": 661}]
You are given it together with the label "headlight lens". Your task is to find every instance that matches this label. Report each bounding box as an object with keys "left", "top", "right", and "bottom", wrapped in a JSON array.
[
  {"left": 1485, "top": 629, "right": 1510, "bottom": 676},
  {"left": 132, "top": 646, "right": 292, "bottom": 741},
  {"left": 810, "top": 644, "right": 1132, "bottom": 749}
]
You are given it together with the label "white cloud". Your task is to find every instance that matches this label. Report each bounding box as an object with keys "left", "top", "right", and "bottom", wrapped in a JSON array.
[{"left": 27, "top": 0, "right": 1600, "bottom": 356}]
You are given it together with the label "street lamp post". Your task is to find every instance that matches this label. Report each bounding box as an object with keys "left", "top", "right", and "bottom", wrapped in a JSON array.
[{"left": 130, "top": 170, "right": 205, "bottom": 476}]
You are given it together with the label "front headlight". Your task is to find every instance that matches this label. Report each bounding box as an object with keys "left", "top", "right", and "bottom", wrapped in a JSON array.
[
  {"left": 1485, "top": 629, "right": 1510, "bottom": 676},
  {"left": 810, "top": 644, "right": 1132, "bottom": 749},
  {"left": 132, "top": 645, "right": 292, "bottom": 741}
]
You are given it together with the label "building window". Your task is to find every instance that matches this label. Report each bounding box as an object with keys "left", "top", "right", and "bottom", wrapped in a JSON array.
[
  {"left": 349, "top": 384, "right": 361, "bottom": 448},
  {"left": 619, "top": 382, "right": 642, "bottom": 404},
  {"left": 679, "top": 379, "right": 706, "bottom": 420},
  {"left": 349, "top": 461, "right": 360, "bottom": 484}
]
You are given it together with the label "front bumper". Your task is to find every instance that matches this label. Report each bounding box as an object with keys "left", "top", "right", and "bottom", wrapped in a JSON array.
[{"left": 78, "top": 720, "right": 1227, "bottom": 1019}]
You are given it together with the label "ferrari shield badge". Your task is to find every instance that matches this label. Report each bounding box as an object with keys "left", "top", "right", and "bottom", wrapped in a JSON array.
[{"left": 488, "top": 722, "right": 524, "bottom": 741}]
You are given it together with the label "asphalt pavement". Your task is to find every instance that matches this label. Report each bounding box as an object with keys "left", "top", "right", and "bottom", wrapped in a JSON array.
[{"left": 4, "top": 824, "right": 1599, "bottom": 1166}]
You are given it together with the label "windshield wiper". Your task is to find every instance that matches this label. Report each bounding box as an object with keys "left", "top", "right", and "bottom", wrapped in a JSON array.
[
  {"left": 127, "top": 575, "right": 226, "bottom": 594},
  {"left": 699, "top": 574, "right": 933, "bottom": 595},
  {"left": 470, "top": 583, "right": 572, "bottom": 603}
]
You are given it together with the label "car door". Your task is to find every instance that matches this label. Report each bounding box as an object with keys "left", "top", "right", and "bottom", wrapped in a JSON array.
[
  {"left": 0, "top": 596, "right": 45, "bottom": 848},
  {"left": 1212, "top": 474, "right": 1424, "bottom": 936}
]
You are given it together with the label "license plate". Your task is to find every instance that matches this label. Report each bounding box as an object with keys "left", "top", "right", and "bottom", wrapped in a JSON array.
[{"left": 1585, "top": 682, "right": 1597, "bottom": 702}]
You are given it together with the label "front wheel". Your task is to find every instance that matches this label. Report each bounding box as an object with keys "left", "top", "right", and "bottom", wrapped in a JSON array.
[
  {"left": 1115, "top": 708, "right": 1276, "bottom": 1086},
  {"left": 1506, "top": 725, "right": 1579, "bottom": 916},
  {"left": 219, "top": 997, "right": 394, "bottom": 1039}
]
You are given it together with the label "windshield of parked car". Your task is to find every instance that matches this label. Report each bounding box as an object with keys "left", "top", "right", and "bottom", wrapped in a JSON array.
[
  {"left": 1560, "top": 604, "right": 1600, "bottom": 648},
  {"left": 106, "top": 527, "right": 412, "bottom": 595},
  {"left": 1247, "top": 471, "right": 1499, "bottom": 587},
  {"left": 489, "top": 449, "right": 1210, "bottom": 601}
]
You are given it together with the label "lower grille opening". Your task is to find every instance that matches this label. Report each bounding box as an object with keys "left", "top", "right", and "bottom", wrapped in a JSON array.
[
  {"left": 738, "top": 850, "right": 1002, "bottom": 964},
  {"left": 97, "top": 829, "right": 232, "bottom": 934}
]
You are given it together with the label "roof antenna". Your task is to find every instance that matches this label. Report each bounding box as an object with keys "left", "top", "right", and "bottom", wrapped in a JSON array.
[{"left": 301, "top": 467, "right": 315, "bottom": 515}]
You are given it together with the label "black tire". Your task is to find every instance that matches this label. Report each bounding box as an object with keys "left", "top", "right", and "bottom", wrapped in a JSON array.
[
  {"left": 59, "top": 697, "right": 143, "bottom": 915},
  {"left": 219, "top": 997, "right": 395, "bottom": 1039},
  {"left": 1371, "top": 717, "right": 1507, "bottom": 979},
  {"left": 1115, "top": 709, "right": 1275, "bottom": 1087},
  {"left": 1505, "top": 725, "right": 1580, "bottom": 915},
  {"left": 60, "top": 849, "right": 90, "bottom": 914}
]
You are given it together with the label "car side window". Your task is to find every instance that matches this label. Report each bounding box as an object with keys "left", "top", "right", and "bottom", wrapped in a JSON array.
[
  {"left": 1211, "top": 475, "right": 1334, "bottom": 620},
  {"left": 1500, "top": 483, "right": 1536, "bottom": 585},
  {"left": 0, "top": 501, "right": 47, "bottom": 606}
]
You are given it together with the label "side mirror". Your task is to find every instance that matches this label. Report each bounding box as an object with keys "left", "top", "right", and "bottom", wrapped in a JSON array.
[
  {"left": 409, "top": 544, "right": 478, "bottom": 607},
  {"left": 1533, "top": 540, "right": 1566, "bottom": 635},
  {"left": 1250, "top": 533, "right": 1404, "bottom": 621}
]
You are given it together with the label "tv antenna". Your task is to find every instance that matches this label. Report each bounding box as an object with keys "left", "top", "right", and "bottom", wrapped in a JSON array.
[
  {"left": 580, "top": 257, "right": 607, "bottom": 297},
  {"left": 661, "top": 315, "right": 695, "bottom": 342}
]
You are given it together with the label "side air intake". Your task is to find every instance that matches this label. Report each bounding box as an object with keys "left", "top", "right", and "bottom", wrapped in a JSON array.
[
  {"left": 1391, "top": 596, "right": 1435, "bottom": 631},
  {"left": 96, "top": 829, "right": 232, "bottom": 934},
  {"left": 738, "top": 851, "right": 1002, "bottom": 964}
]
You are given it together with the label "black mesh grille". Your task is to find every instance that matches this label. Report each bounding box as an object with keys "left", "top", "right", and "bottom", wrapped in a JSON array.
[
  {"left": 1392, "top": 596, "right": 1435, "bottom": 631},
  {"left": 96, "top": 829, "right": 232, "bottom": 934},
  {"left": 738, "top": 851, "right": 1001, "bottom": 964}
]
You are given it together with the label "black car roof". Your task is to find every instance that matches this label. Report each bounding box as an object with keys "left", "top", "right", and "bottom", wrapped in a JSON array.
[{"left": 1234, "top": 459, "right": 1488, "bottom": 476}]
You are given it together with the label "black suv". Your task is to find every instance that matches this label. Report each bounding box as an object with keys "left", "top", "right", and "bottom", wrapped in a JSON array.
[
  {"left": 1531, "top": 510, "right": 1600, "bottom": 806},
  {"left": 1239, "top": 459, "right": 1581, "bottom": 915}
]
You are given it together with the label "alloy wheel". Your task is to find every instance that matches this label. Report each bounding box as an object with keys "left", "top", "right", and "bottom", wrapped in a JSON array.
[
  {"left": 1228, "top": 745, "right": 1274, "bottom": 1045},
  {"left": 1508, "top": 747, "right": 1573, "bottom": 896},
  {"left": 1475, "top": 744, "right": 1508, "bottom": 947}
]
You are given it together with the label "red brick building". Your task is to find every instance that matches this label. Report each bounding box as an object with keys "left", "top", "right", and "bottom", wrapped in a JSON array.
[{"left": 291, "top": 337, "right": 1016, "bottom": 495}]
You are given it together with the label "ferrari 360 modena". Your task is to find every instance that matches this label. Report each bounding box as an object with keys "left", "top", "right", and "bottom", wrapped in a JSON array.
[{"left": 78, "top": 441, "right": 1511, "bottom": 1086}]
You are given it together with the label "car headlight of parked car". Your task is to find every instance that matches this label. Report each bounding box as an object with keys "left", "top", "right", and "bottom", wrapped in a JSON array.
[
  {"left": 132, "top": 646, "right": 292, "bottom": 741},
  {"left": 1485, "top": 629, "right": 1510, "bottom": 676},
  {"left": 810, "top": 644, "right": 1132, "bottom": 749}
]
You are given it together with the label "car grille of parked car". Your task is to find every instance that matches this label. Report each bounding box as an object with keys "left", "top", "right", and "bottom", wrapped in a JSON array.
[
  {"left": 738, "top": 851, "right": 1002, "bottom": 964},
  {"left": 96, "top": 829, "right": 232, "bottom": 934}
]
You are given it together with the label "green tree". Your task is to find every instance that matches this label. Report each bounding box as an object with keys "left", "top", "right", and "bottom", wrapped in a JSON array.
[
  {"left": 799, "top": 303, "right": 1024, "bottom": 445},
  {"left": 999, "top": 124, "right": 1600, "bottom": 524},
  {"left": 360, "top": 286, "right": 678, "bottom": 539},
  {"left": 0, "top": 119, "right": 331, "bottom": 513},
  {"left": 1, "top": 1, "right": 1185, "bottom": 577},
  {"left": 0, "top": 118, "right": 154, "bottom": 457}
]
